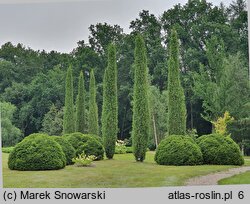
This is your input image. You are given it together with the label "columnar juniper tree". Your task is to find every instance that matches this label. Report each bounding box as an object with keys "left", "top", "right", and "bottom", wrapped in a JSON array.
[
  {"left": 132, "top": 35, "right": 150, "bottom": 162},
  {"left": 88, "top": 69, "right": 99, "bottom": 135},
  {"left": 76, "top": 71, "right": 86, "bottom": 133},
  {"left": 167, "top": 29, "right": 186, "bottom": 135},
  {"left": 102, "top": 44, "right": 118, "bottom": 159},
  {"left": 63, "top": 66, "right": 75, "bottom": 134}
]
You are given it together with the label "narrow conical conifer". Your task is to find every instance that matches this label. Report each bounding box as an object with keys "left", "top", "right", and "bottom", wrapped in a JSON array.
[
  {"left": 76, "top": 71, "right": 86, "bottom": 133},
  {"left": 63, "top": 65, "right": 75, "bottom": 134},
  {"left": 102, "top": 44, "right": 118, "bottom": 159},
  {"left": 88, "top": 69, "right": 99, "bottom": 135},
  {"left": 167, "top": 29, "right": 186, "bottom": 135},
  {"left": 132, "top": 35, "right": 150, "bottom": 162}
]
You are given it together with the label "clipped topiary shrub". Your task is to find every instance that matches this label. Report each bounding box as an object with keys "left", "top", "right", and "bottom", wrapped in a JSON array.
[
  {"left": 88, "top": 134, "right": 103, "bottom": 145},
  {"left": 76, "top": 137, "right": 104, "bottom": 161},
  {"left": 63, "top": 132, "right": 104, "bottom": 160},
  {"left": 197, "top": 134, "right": 244, "bottom": 165},
  {"left": 155, "top": 135, "right": 203, "bottom": 166},
  {"left": 63, "top": 132, "right": 87, "bottom": 149},
  {"left": 8, "top": 134, "right": 66, "bottom": 171},
  {"left": 52, "top": 136, "right": 76, "bottom": 165}
]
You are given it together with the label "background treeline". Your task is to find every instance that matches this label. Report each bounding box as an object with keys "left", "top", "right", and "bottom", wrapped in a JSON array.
[{"left": 0, "top": 0, "right": 249, "bottom": 153}]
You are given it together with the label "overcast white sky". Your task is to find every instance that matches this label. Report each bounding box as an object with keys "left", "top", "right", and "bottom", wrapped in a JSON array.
[{"left": 0, "top": 0, "right": 236, "bottom": 53}]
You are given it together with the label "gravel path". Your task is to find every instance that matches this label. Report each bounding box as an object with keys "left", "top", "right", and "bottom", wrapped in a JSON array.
[{"left": 185, "top": 166, "right": 250, "bottom": 186}]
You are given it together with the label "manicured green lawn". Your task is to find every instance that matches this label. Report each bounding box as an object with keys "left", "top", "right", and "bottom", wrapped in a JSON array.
[
  {"left": 218, "top": 157, "right": 250, "bottom": 185},
  {"left": 3, "top": 152, "right": 246, "bottom": 188},
  {"left": 218, "top": 171, "right": 250, "bottom": 185}
]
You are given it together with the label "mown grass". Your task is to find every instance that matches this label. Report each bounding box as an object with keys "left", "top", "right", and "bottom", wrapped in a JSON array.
[
  {"left": 218, "top": 157, "right": 250, "bottom": 185},
  {"left": 3, "top": 152, "right": 246, "bottom": 188},
  {"left": 218, "top": 171, "right": 250, "bottom": 185}
]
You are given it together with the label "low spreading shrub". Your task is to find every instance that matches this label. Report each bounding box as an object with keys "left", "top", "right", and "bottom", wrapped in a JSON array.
[
  {"left": 197, "top": 134, "right": 244, "bottom": 165},
  {"left": 52, "top": 136, "right": 76, "bottom": 165},
  {"left": 126, "top": 146, "right": 133, "bottom": 153},
  {"left": 155, "top": 135, "right": 203, "bottom": 166},
  {"left": 115, "top": 140, "right": 127, "bottom": 154},
  {"left": 72, "top": 152, "right": 96, "bottom": 167},
  {"left": 8, "top": 134, "right": 66, "bottom": 170},
  {"left": 148, "top": 141, "right": 156, "bottom": 151}
]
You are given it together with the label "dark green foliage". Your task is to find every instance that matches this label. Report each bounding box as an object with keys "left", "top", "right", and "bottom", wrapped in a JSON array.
[
  {"left": 0, "top": 1, "right": 248, "bottom": 141},
  {"left": 63, "top": 66, "right": 75, "bottom": 134},
  {"left": 132, "top": 35, "right": 150, "bottom": 162},
  {"left": 148, "top": 142, "right": 156, "bottom": 151},
  {"left": 228, "top": 118, "right": 250, "bottom": 155},
  {"left": 76, "top": 139, "right": 104, "bottom": 160},
  {"left": 88, "top": 69, "right": 99, "bottom": 135},
  {"left": 102, "top": 44, "right": 118, "bottom": 159},
  {"left": 91, "top": 134, "right": 103, "bottom": 145},
  {"left": 167, "top": 29, "right": 186, "bottom": 135},
  {"left": 197, "top": 134, "right": 244, "bottom": 165},
  {"left": 63, "top": 132, "right": 104, "bottom": 160},
  {"left": 126, "top": 146, "right": 133, "bottom": 153},
  {"left": 8, "top": 134, "right": 66, "bottom": 171},
  {"left": 63, "top": 132, "right": 86, "bottom": 149},
  {"left": 52, "top": 136, "right": 76, "bottom": 165},
  {"left": 76, "top": 71, "right": 86, "bottom": 133},
  {"left": 42, "top": 104, "right": 63, "bottom": 136},
  {"left": 155, "top": 135, "right": 203, "bottom": 166},
  {"left": 1, "top": 101, "right": 22, "bottom": 147}
]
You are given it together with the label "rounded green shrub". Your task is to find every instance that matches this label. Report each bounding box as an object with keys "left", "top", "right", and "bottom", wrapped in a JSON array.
[
  {"left": 91, "top": 134, "right": 103, "bottom": 145},
  {"left": 76, "top": 138, "right": 104, "bottom": 160},
  {"left": 52, "top": 136, "right": 76, "bottom": 165},
  {"left": 63, "top": 132, "right": 86, "bottom": 149},
  {"left": 63, "top": 132, "right": 104, "bottom": 160},
  {"left": 197, "top": 134, "right": 244, "bottom": 165},
  {"left": 8, "top": 134, "right": 66, "bottom": 171},
  {"left": 155, "top": 135, "right": 203, "bottom": 166}
]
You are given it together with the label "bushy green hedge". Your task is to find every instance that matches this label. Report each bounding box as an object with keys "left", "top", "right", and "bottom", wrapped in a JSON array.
[
  {"left": 88, "top": 134, "right": 103, "bottom": 145},
  {"left": 8, "top": 134, "right": 66, "bottom": 170},
  {"left": 63, "top": 132, "right": 104, "bottom": 160},
  {"left": 52, "top": 136, "right": 76, "bottom": 165},
  {"left": 76, "top": 139, "right": 104, "bottom": 160},
  {"left": 63, "top": 132, "right": 85, "bottom": 149},
  {"left": 197, "top": 134, "right": 244, "bottom": 165},
  {"left": 126, "top": 146, "right": 133, "bottom": 153},
  {"left": 115, "top": 145, "right": 127, "bottom": 154},
  {"left": 155, "top": 135, "right": 203, "bottom": 166},
  {"left": 2, "top": 146, "right": 15, "bottom": 153}
]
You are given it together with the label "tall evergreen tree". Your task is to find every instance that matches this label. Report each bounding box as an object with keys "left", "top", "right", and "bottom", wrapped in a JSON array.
[
  {"left": 102, "top": 44, "right": 118, "bottom": 159},
  {"left": 88, "top": 69, "right": 99, "bottom": 135},
  {"left": 167, "top": 29, "right": 186, "bottom": 135},
  {"left": 76, "top": 71, "right": 86, "bottom": 133},
  {"left": 132, "top": 35, "right": 150, "bottom": 162},
  {"left": 63, "top": 66, "right": 75, "bottom": 134}
]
